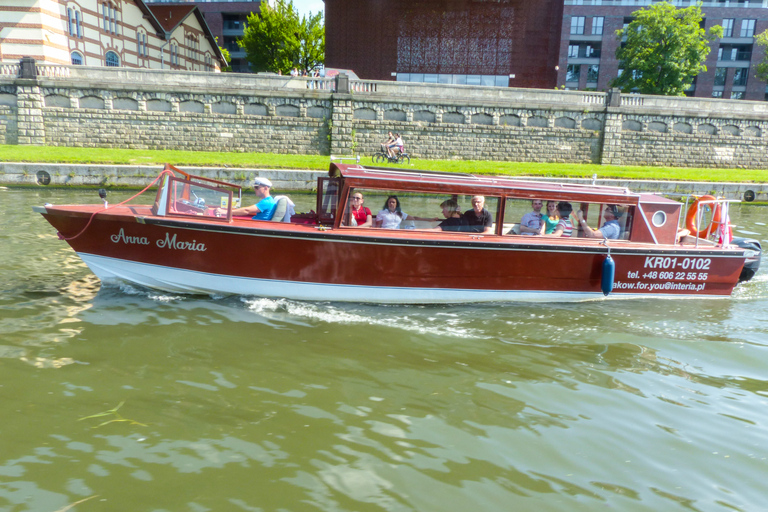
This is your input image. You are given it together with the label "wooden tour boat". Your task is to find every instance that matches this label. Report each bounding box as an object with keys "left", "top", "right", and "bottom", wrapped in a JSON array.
[{"left": 34, "top": 163, "right": 762, "bottom": 303}]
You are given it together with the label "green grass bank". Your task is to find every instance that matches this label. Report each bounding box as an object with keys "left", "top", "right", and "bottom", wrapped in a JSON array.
[{"left": 2, "top": 145, "right": 768, "bottom": 183}]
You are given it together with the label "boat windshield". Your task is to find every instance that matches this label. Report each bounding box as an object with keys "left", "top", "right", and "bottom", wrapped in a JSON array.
[{"left": 155, "top": 176, "right": 238, "bottom": 221}]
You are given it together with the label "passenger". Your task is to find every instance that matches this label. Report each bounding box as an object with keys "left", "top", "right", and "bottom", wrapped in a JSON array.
[
  {"left": 546, "top": 202, "right": 574, "bottom": 237},
  {"left": 425, "top": 199, "right": 467, "bottom": 232},
  {"left": 464, "top": 195, "right": 494, "bottom": 234},
  {"left": 539, "top": 200, "right": 560, "bottom": 235},
  {"left": 219, "top": 177, "right": 277, "bottom": 220},
  {"left": 519, "top": 199, "right": 544, "bottom": 235},
  {"left": 375, "top": 195, "right": 438, "bottom": 229},
  {"left": 577, "top": 204, "right": 622, "bottom": 239},
  {"left": 347, "top": 191, "right": 373, "bottom": 227}
]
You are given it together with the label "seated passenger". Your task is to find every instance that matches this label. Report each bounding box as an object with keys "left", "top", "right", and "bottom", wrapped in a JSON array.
[
  {"left": 464, "top": 195, "right": 494, "bottom": 234},
  {"left": 425, "top": 199, "right": 467, "bottom": 232},
  {"left": 347, "top": 192, "right": 373, "bottom": 227},
  {"left": 577, "top": 204, "right": 622, "bottom": 239},
  {"left": 539, "top": 200, "right": 560, "bottom": 235},
  {"left": 546, "top": 202, "right": 574, "bottom": 237},
  {"left": 519, "top": 199, "right": 544, "bottom": 235},
  {"left": 220, "top": 177, "right": 277, "bottom": 220},
  {"left": 375, "top": 195, "right": 438, "bottom": 229}
]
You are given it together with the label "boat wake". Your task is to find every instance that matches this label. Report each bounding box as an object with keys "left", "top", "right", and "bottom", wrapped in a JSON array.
[{"left": 242, "top": 297, "right": 490, "bottom": 339}]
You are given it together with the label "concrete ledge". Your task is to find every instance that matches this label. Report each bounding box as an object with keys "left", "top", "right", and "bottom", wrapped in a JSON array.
[
  {"left": 1, "top": 161, "right": 766, "bottom": 201},
  {"left": 0, "top": 162, "right": 324, "bottom": 191}
]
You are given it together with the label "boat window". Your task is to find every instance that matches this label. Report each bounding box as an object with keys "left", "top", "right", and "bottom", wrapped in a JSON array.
[
  {"left": 163, "top": 177, "right": 237, "bottom": 221},
  {"left": 504, "top": 198, "right": 632, "bottom": 239},
  {"left": 340, "top": 188, "right": 499, "bottom": 232},
  {"left": 317, "top": 177, "right": 340, "bottom": 225}
]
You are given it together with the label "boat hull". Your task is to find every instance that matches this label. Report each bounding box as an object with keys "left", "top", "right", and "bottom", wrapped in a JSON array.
[{"left": 41, "top": 206, "right": 747, "bottom": 303}]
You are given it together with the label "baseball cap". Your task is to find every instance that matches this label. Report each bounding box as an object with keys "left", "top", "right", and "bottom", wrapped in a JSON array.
[{"left": 253, "top": 177, "right": 273, "bottom": 188}]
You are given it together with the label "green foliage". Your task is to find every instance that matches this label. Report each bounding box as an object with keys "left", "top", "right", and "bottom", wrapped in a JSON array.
[
  {"left": 238, "top": 0, "right": 324, "bottom": 74},
  {"left": 611, "top": 2, "right": 723, "bottom": 95},
  {"left": 297, "top": 10, "right": 325, "bottom": 73},
  {"left": 218, "top": 46, "right": 232, "bottom": 72},
  {"left": 755, "top": 30, "right": 768, "bottom": 82}
]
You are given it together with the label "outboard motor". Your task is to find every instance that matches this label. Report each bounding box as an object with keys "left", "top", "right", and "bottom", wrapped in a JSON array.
[{"left": 732, "top": 237, "right": 762, "bottom": 283}]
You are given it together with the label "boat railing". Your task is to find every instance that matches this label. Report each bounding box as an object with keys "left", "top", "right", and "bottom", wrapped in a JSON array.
[{"left": 679, "top": 195, "right": 740, "bottom": 248}]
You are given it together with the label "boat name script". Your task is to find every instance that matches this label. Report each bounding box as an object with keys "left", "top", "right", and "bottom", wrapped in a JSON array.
[{"left": 111, "top": 228, "right": 207, "bottom": 252}]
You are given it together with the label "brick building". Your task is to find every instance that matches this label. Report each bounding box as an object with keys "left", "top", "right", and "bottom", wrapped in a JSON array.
[
  {"left": 559, "top": 0, "right": 768, "bottom": 101},
  {"left": 0, "top": 0, "right": 225, "bottom": 70},
  {"left": 325, "top": 0, "right": 564, "bottom": 89},
  {"left": 146, "top": 0, "right": 262, "bottom": 72}
]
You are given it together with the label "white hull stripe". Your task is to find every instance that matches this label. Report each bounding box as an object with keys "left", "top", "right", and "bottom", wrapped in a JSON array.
[{"left": 78, "top": 253, "right": 713, "bottom": 303}]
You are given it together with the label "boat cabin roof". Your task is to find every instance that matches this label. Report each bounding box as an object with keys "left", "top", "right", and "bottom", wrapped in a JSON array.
[{"left": 329, "top": 163, "right": 676, "bottom": 206}]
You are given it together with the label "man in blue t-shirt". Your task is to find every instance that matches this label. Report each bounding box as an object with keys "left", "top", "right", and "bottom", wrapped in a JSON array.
[
  {"left": 225, "top": 177, "right": 277, "bottom": 220},
  {"left": 577, "top": 204, "right": 622, "bottom": 239}
]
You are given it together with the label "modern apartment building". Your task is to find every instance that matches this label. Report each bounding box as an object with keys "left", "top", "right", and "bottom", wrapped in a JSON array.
[
  {"left": 145, "top": 0, "right": 262, "bottom": 72},
  {"left": 0, "top": 0, "right": 225, "bottom": 70},
  {"left": 559, "top": 0, "right": 768, "bottom": 100}
]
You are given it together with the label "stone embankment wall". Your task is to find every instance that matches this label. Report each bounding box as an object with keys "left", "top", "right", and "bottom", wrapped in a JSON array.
[{"left": 1, "top": 63, "right": 768, "bottom": 168}]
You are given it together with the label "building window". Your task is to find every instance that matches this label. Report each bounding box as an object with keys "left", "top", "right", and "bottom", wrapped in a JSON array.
[
  {"left": 102, "top": 3, "right": 109, "bottom": 31},
  {"left": 68, "top": 8, "right": 76, "bottom": 36},
  {"left": 587, "top": 64, "right": 599, "bottom": 82},
  {"left": 592, "top": 16, "right": 604, "bottom": 36},
  {"left": 171, "top": 43, "right": 179, "bottom": 66},
  {"left": 110, "top": 5, "right": 117, "bottom": 34},
  {"left": 741, "top": 19, "right": 755, "bottom": 38},
  {"left": 586, "top": 44, "right": 601, "bottom": 58},
  {"left": 722, "top": 19, "right": 734, "bottom": 38},
  {"left": 571, "top": 16, "right": 585, "bottom": 35},
  {"left": 75, "top": 10, "right": 82, "bottom": 38},
  {"left": 712, "top": 91, "right": 723, "bottom": 98},
  {"left": 568, "top": 44, "right": 579, "bottom": 58},
  {"left": 733, "top": 67, "right": 748, "bottom": 86},
  {"left": 714, "top": 68, "right": 727, "bottom": 86},
  {"left": 71, "top": 51, "right": 83, "bottom": 65},
  {"left": 731, "top": 91, "right": 744, "bottom": 100},
  {"left": 566, "top": 64, "right": 580, "bottom": 82},
  {"left": 137, "top": 32, "right": 147, "bottom": 57},
  {"left": 105, "top": 51, "right": 120, "bottom": 67}
]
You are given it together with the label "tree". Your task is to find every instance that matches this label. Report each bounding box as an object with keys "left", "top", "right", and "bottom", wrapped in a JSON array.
[
  {"left": 296, "top": 10, "right": 325, "bottom": 73},
  {"left": 611, "top": 2, "right": 723, "bottom": 96},
  {"left": 238, "top": 0, "right": 324, "bottom": 74},
  {"left": 215, "top": 37, "right": 232, "bottom": 72},
  {"left": 755, "top": 30, "right": 768, "bottom": 83}
]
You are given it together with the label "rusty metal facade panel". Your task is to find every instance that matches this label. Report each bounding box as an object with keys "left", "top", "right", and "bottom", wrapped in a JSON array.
[
  {"left": 325, "top": 0, "right": 563, "bottom": 88},
  {"left": 396, "top": 3, "right": 516, "bottom": 75}
]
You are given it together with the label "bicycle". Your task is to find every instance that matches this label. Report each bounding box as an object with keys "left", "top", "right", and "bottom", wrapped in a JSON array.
[{"left": 372, "top": 147, "right": 410, "bottom": 166}]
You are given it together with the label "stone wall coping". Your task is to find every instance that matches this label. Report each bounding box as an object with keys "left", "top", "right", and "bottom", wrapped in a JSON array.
[{"left": 3, "top": 64, "right": 762, "bottom": 117}]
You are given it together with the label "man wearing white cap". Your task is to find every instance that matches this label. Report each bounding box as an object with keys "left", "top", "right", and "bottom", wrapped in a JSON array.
[{"left": 229, "top": 177, "right": 277, "bottom": 220}]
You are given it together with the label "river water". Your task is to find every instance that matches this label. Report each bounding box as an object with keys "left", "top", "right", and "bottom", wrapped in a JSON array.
[{"left": 2, "top": 187, "right": 768, "bottom": 512}]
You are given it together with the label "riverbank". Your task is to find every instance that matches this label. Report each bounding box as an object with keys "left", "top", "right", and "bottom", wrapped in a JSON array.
[
  {"left": 3, "top": 161, "right": 768, "bottom": 202},
  {"left": 3, "top": 145, "right": 768, "bottom": 182}
]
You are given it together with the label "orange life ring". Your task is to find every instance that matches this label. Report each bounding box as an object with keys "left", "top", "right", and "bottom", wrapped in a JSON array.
[{"left": 685, "top": 195, "right": 722, "bottom": 238}]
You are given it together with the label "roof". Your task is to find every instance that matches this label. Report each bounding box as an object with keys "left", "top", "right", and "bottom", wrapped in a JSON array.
[
  {"left": 146, "top": 4, "right": 227, "bottom": 67},
  {"left": 330, "top": 164, "right": 671, "bottom": 206}
]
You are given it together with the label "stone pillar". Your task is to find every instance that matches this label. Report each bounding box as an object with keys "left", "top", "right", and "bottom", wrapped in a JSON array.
[
  {"left": 16, "top": 84, "right": 46, "bottom": 145},
  {"left": 600, "top": 112, "right": 623, "bottom": 165},
  {"left": 330, "top": 94, "right": 353, "bottom": 155},
  {"left": 600, "top": 89, "right": 624, "bottom": 165}
]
